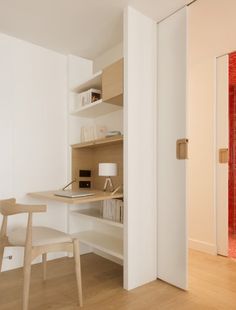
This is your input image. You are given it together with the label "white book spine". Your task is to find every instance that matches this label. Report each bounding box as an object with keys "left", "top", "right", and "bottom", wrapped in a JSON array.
[{"left": 102, "top": 199, "right": 124, "bottom": 223}]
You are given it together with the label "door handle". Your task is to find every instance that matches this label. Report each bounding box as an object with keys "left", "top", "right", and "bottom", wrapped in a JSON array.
[
  {"left": 176, "top": 139, "right": 188, "bottom": 160},
  {"left": 219, "top": 148, "right": 228, "bottom": 164}
]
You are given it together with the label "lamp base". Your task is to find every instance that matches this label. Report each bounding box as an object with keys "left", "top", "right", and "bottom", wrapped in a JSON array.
[{"left": 103, "top": 177, "right": 114, "bottom": 192}]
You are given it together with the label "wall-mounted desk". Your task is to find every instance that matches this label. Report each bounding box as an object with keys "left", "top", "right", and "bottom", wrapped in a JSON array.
[
  {"left": 28, "top": 189, "right": 123, "bottom": 205},
  {"left": 28, "top": 190, "right": 124, "bottom": 260}
]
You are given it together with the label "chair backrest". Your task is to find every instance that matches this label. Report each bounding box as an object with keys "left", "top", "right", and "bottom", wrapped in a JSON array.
[
  {"left": 0, "top": 198, "right": 46, "bottom": 216},
  {"left": 0, "top": 198, "right": 47, "bottom": 246}
]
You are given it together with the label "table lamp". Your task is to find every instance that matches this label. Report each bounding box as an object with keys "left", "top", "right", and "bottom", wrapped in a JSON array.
[{"left": 99, "top": 163, "right": 117, "bottom": 192}]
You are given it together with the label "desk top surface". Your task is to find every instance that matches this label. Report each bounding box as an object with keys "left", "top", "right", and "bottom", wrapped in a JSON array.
[{"left": 28, "top": 189, "right": 123, "bottom": 205}]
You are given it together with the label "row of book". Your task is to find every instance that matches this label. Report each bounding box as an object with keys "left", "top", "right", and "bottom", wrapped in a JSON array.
[{"left": 102, "top": 199, "right": 124, "bottom": 223}]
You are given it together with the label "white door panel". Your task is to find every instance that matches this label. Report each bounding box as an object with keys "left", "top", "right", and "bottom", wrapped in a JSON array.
[{"left": 157, "top": 7, "right": 188, "bottom": 290}]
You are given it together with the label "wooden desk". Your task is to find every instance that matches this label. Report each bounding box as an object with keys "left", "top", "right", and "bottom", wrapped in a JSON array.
[
  {"left": 28, "top": 189, "right": 124, "bottom": 260},
  {"left": 28, "top": 189, "right": 123, "bottom": 205}
]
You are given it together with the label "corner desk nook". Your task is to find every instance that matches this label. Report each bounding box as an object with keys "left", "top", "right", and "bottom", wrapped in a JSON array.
[{"left": 29, "top": 58, "right": 124, "bottom": 278}]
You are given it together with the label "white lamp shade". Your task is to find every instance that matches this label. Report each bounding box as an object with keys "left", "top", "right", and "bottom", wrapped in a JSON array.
[{"left": 99, "top": 163, "right": 117, "bottom": 177}]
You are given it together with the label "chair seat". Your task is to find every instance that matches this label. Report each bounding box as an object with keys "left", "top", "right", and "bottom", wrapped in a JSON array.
[{"left": 8, "top": 226, "right": 72, "bottom": 246}]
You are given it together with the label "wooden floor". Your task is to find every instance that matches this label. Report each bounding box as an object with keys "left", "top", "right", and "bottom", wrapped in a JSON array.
[{"left": 0, "top": 250, "right": 236, "bottom": 309}]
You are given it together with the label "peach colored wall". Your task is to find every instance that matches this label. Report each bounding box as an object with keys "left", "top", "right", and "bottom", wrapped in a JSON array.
[{"left": 188, "top": 0, "right": 236, "bottom": 253}]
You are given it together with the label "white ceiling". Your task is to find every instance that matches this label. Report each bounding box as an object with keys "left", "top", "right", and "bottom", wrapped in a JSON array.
[{"left": 0, "top": 0, "right": 191, "bottom": 59}]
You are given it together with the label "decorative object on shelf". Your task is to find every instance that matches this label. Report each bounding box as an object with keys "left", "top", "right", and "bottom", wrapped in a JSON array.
[
  {"left": 99, "top": 163, "right": 117, "bottom": 192},
  {"left": 76, "top": 88, "right": 101, "bottom": 110},
  {"left": 80, "top": 125, "right": 107, "bottom": 142},
  {"left": 80, "top": 126, "right": 95, "bottom": 142},
  {"left": 95, "top": 125, "right": 107, "bottom": 140},
  {"left": 106, "top": 130, "right": 121, "bottom": 137}
]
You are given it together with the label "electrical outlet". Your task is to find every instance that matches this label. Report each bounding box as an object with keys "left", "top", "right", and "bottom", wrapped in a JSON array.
[
  {"left": 79, "top": 181, "right": 91, "bottom": 188},
  {"left": 3, "top": 255, "right": 13, "bottom": 260},
  {"left": 79, "top": 170, "right": 91, "bottom": 177}
]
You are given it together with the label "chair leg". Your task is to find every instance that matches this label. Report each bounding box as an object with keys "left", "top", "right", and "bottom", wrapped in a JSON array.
[
  {"left": 0, "top": 245, "right": 4, "bottom": 272},
  {"left": 42, "top": 253, "right": 47, "bottom": 281},
  {"left": 73, "top": 239, "right": 83, "bottom": 307},
  {"left": 23, "top": 249, "right": 32, "bottom": 310}
]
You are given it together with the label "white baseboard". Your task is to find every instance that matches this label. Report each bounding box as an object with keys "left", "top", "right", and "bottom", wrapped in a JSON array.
[
  {"left": 93, "top": 249, "right": 123, "bottom": 266},
  {"left": 189, "top": 238, "right": 217, "bottom": 255},
  {"left": 2, "top": 250, "right": 67, "bottom": 272}
]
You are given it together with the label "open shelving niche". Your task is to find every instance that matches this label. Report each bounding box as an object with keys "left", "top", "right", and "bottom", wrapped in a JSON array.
[
  {"left": 69, "top": 200, "right": 123, "bottom": 260},
  {"left": 72, "top": 230, "right": 123, "bottom": 260},
  {"left": 72, "top": 70, "right": 102, "bottom": 93},
  {"left": 71, "top": 208, "right": 123, "bottom": 228},
  {"left": 68, "top": 63, "right": 124, "bottom": 262},
  {"left": 70, "top": 70, "right": 122, "bottom": 118}
]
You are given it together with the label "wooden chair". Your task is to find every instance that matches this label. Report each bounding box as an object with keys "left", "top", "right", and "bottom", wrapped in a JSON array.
[{"left": 0, "top": 198, "right": 83, "bottom": 310}]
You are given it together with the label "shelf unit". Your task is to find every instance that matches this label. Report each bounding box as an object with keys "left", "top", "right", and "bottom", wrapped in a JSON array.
[
  {"left": 71, "top": 135, "right": 123, "bottom": 149},
  {"left": 71, "top": 209, "right": 123, "bottom": 228},
  {"left": 72, "top": 231, "right": 123, "bottom": 260},
  {"left": 70, "top": 60, "right": 123, "bottom": 118},
  {"left": 70, "top": 99, "right": 122, "bottom": 118},
  {"left": 69, "top": 58, "right": 124, "bottom": 264},
  {"left": 102, "top": 58, "right": 123, "bottom": 106}
]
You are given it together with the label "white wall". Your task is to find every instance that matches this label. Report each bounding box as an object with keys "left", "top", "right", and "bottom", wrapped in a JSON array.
[
  {"left": 0, "top": 33, "right": 68, "bottom": 270},
  {"left": 188, "top": 0, "right": 236, "bottom": 253},
  {"left": 68, "top": 55, "right": 93, "bottom": 145},
  {"left": 93, "top": 42, "right": 123, "bottom": 73}
]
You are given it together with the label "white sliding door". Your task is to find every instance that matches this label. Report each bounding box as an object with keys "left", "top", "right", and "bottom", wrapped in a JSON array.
[
  {"left": 157, "top": 7, "right": 188, "bottom": 289},
  {"left": 216, "top": 55, "right": 228, "bottom": 256},
  {"left": 124, "top": 6, "right": 157, "bottom": 290}
]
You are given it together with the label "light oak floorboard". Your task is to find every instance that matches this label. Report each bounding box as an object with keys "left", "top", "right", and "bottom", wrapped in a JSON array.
[{"left": 0, "top": 250, "right": 236, "bottom": 309}]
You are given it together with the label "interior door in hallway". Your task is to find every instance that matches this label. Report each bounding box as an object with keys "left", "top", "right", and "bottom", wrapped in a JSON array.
[
  {"left": 157, "top": 7, "right": 188, "bottom": 290},
  {"left": 216, "top": 54, "right": 229, "bottom": 256}
]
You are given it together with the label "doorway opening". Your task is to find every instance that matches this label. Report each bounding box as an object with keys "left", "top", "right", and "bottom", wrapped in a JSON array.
[{"left": 229, "top": 51, "right": 236, "bottom": 258}]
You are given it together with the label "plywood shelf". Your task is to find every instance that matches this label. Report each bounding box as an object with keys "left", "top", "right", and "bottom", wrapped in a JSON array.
[
  {"left": 70, "top": 60, "right": 123, "bottom": 118},
  {"left": 70, "top": 99, "right": 122, "bottom": 118},
  {"left": 71, "top": 135, "right": 123, "bottom": 149},
  {"left": 72, "top": 230, "right": 123, "bottom": 260},
  {"left": 72, "top": 71, "right": 102, "bottom": 93},
  {"left": 102, "top": 59, "right": 123, "bottom": 106},
  {"left": 71, "top": 209, "right": 123, "bottom": 228}
]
